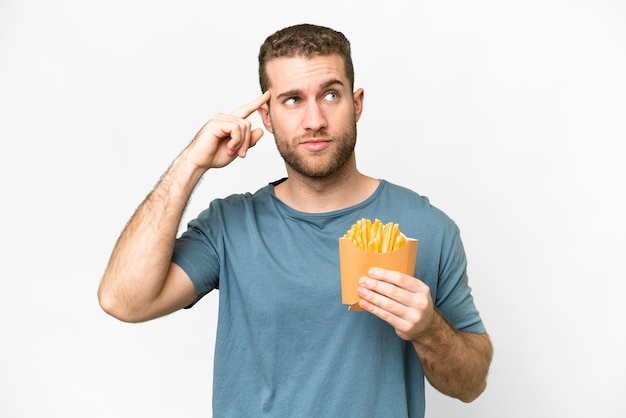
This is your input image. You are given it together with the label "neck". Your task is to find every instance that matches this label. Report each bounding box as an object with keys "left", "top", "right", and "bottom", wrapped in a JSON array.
[{"left": 274, "top": 159, "right": 379, "bottom": 213}]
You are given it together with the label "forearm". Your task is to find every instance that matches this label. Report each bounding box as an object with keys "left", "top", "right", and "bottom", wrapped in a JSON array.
[
  {"left": 412, "top": 310, "right": 492, "bottom": 402},
  {"left": 98, "top": 150, "right": 204, "bottom": 320}
]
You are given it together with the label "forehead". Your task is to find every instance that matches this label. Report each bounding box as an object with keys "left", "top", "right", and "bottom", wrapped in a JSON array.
[{"left": 264, "top": 54, "right": 348, "bottom": 92}]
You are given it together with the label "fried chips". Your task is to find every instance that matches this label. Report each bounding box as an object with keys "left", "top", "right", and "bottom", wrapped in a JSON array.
[{"left": 343, "top": 218, "right": 407, "bottom": 253}]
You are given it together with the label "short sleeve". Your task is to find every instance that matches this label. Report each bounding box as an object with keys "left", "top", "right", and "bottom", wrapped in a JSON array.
[
  {"left": 171, "top": 203, "right": 222, "bottom": 303},
  {"left": 434, "top": 224, "right": 486, "bottom": 333}
]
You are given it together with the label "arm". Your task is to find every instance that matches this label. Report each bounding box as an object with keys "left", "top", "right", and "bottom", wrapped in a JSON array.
[
  {"left": 357, "top": 268, "right": 493, "bottom": 402},
  {"left": 409, "top": 310, "right": 492, "bottom": 402},
  {"left": 98, "top": 92, "right": 271, "bottom": 323}
]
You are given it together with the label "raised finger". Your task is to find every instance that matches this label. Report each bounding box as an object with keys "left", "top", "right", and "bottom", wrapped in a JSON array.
[{"left": 230, "top": 91, "right": 271, "bottom": 119}]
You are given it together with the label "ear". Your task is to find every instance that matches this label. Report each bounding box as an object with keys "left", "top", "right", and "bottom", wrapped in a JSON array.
[
  {"left": 353, "top": 88, "right": 364, "bottom": 122},
  {"left": 257, "top": 103, "right": 273, "bottom": 133}
]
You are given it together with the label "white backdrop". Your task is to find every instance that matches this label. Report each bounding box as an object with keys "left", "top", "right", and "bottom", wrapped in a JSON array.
[{"left": 1, "top": 1, "right": 625, "bottom": 417}]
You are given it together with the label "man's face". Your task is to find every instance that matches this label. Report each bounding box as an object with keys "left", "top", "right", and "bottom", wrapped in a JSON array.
[{"left": 258, "top": 54, "right": 364, "bottom": 178}]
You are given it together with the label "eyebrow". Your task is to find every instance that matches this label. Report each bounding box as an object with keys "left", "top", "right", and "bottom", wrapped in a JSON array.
[{"left": 275, "top": 79, "right": 345, "bottom": 101}]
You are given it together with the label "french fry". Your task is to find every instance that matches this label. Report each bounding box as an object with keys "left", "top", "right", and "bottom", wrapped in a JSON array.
[{"left": 343, "top": 218, "right": 407, "bottom": 253}]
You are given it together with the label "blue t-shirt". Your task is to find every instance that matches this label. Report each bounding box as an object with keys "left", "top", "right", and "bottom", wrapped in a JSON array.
[{"left": 172, "top": 179, "right": 485, "bottom": 417}]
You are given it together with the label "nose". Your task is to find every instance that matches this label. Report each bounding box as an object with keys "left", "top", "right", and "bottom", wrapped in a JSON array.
[{"left": 303, "top": 101, "right": 327, "bottom": 132}]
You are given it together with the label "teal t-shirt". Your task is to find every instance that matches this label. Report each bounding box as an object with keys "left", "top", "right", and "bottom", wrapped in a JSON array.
[{"left": 172, "top": 179, "right": 485, "bottom": 417}]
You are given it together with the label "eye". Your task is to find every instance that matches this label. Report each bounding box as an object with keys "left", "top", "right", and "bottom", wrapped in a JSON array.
[
  {"left": 324, "top": 91, "right": 339, "bottom": 101},
  {"left": 285, "top": 97, "right": 300, "bottom": 106}
]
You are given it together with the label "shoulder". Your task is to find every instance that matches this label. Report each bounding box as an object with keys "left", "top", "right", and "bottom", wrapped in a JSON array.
[
  {"left": 381, "top": 181, "right": 454, "bottom": 221},
  {"left": 378, "top": 180, "right": 460, "bottom": 238},
  {"left": 380, "top": 181, "right": 428, "bottom": 204},
  {"left": 203, "top": 182, "right": 274, "bottom": 211}
]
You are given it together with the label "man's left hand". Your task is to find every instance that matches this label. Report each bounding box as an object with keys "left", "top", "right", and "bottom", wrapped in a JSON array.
[{"left": 357, "top": 268, "right": 434, "bottom": 341}]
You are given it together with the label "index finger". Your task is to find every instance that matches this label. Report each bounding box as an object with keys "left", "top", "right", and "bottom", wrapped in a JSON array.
[
  {"left": 368, "top": 268, "right": 425, "bottom": 293},
  {"left": 230, "top": 91, "right": 271, "bottom": 119}
]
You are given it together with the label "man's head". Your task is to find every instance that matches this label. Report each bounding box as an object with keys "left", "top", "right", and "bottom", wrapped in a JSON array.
[
  {"left": 258, "top": 24, "right": 354, "bottom": 93},
  {"left": 256, "top": 24, "right": 363, "bottom": 180}
]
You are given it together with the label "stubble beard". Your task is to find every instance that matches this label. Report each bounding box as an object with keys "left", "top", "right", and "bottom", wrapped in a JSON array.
[{"left": 274, "top": 121, "right": 357, "bottom": 179}]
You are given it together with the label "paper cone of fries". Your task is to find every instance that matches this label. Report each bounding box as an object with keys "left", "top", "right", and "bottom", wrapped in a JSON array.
[{"left": 338, "top": 219, "right": 419, "bottom": 311}]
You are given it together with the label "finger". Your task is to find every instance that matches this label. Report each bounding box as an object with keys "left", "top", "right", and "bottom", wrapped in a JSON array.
[
  {"left": 236, "top": 125, "right": 253, "bottom": 158},
  {"left": 358, "top": 279, "right": 424, "bottom": 338},
  {"left": 358, "top": 277, "right": 408, "bottom": 315},
  {"left": 360, "top": 276, "right": 402, "bottom": 303},
  {"left": 359, "top": 294, "right": 422, "bottom": 342},
  {"left": 226, "top": 120, "right": 252, "bottom": 157},
  {"left": 368, "top": 268, "right": 425, "bottom": 293},
  {"left": 357, "top": 286, "right": 408, "bottom": 328},
  {"left": 230, "top": 91, "right": 271, "bottom": 119},
  {"left": 248, "top": 127, "right": 265, "bottom": 148}
]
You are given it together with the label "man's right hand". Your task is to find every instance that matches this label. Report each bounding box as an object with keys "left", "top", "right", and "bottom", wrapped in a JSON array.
[
  {"left": 186, "top": 91, "right": 271, "bottom": 171},
  {"left": 98, "top": 92, "right": 272, "bottom": 322}
]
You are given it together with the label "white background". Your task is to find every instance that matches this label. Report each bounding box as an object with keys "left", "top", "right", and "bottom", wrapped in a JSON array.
[{"left": 1, "top": 0, "right": 625, "bottom": 417}]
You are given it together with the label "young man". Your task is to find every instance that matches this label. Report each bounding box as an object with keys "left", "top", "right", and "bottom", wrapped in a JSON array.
[{"left": 98, "top": 24, "right": 492, "bottom": 417}]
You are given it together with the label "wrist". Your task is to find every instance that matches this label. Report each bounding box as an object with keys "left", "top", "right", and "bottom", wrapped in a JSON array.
[
  {"left": 412, "top": 309, "right": 455, "bottom": 349},
  {"left": 171, "top": 148, "right": 208, "bottom": 184},
  {"left": 153, "top": 149, "right": 206, "bottom": 202}
]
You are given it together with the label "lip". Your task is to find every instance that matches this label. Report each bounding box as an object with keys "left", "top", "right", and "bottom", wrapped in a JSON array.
[{"left": 301, "top": 139, "right": 331, "bottom": 152}]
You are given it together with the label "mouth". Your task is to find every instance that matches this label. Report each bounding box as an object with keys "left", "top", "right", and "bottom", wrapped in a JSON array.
[{"left": 300, "top": 138, "right": 332, "bottom": 152}]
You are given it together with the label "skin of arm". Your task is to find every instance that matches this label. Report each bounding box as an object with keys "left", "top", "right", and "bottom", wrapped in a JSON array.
[
  {"left": 97, "top": 92, "right": 271, "bottom": 323},
  {"left": 357, "top": 267, "right": 493, "bottom": 402}
]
